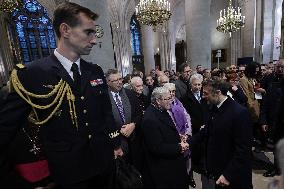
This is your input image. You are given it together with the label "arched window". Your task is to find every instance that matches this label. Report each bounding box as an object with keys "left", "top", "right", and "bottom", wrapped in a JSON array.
[
  {"left": 130, "top": 15, "right": 142, "bottom": 56},
  {"left": 10, "top": 0, "right": 56, "bottom": 64}
]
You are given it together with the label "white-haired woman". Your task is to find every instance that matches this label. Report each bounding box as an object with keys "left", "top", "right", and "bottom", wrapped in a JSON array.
[
  {"left": 164, "top": 83, "right": 195, "bottom": 188},
  {"left": 142, "top": 87, "right": 189, "bottom": 189}
]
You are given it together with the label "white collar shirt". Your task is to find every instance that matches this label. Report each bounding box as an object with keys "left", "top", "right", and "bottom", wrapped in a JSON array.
[
  {"left": 217, "top": 96, "right": 228, "bottom": 109},
  {"left": 54, "top": 49, "right": 81, "bottom": 79}
]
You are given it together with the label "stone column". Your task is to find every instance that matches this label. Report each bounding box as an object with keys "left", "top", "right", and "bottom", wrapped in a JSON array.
[
  {"left": 0, "top": 14, "right": 15, "bottom": 86},
  {"left": 230, "top": 31, "right": 242, "bottom": 66},
  {"left": 141, "top": 26, "right": 155, "bottom": 74},
  {"left": 272, "top": 0, "right": 283, "bottom": 61},
  {"left": 254, "top": 0, "right": 263, "bottom": 63},
  {"left": 158, "top": 24, "right": 171, "bottom": 71},
  {"left": 242, "top": 0, "right": 256, "bottom": 58},
  {"left": 185, "top": 0, "right": 211, "bottom": 69}
]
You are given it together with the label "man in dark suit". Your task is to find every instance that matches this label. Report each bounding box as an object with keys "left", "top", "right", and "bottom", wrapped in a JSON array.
[
  {"left": 260, "top": 60, "right": 284, "bottom": 177},
  {"left": 180, "top": 73, "right": 209, "bottom": 187},
  {"left": 0, "top": 2, "right": 122, "bottom": 189},
  {"left": 106, "top": 69, "right": 141, "bottom": 169},
  {"left": 189, "top": 79, "right": 252, "bottom": 189},
  {"left": 174, "top": 63, "right": 192, "bottom": 100}
]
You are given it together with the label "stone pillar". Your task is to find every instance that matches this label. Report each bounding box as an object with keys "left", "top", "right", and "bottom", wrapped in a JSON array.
[
  {"left": 262, "top": 0, "right": 274, "bottom": 63},
  {"left": 158, "top": 24, "right": 171, "bottom": 71},
  {"left": 71, "top": 0, "right": 116, "bottom": 72},
  {"left": 168, "top": 0, "right": 186, "bottom": 71},
  {"left": 141, "top": 26, "right": 155, "bottom": 74},
  {"left": 272, "top": 0, "right": 283, "bottom": 61},
  {"left": 254, "top": 0, "right": 263, "bottom": 63},
  {"left": 230, "top": 31, "right": 242, "bottom": 66},
  {"left": 242, "top": 0, "right": 256, "bottom": 58},
  {"left": 185, "top": 0, "right": 211, "bottom": 69},
  {"left": 211, "top": 0, "right": 230, "bottom": 68},
  {"left": 0, "top": 14, "right": 15, "bottom": 86}
]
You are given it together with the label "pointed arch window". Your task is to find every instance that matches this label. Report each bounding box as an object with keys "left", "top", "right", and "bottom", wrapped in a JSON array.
[
  {"left": 10, "top": 0, "right": 56, "bottom": 64},
  {"left": 130, "top": 15, "right": 142, "bottom": 56}
]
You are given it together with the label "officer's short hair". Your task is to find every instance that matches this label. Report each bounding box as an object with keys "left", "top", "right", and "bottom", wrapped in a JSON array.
[
  {"left": 202, "top": 78, "right": 230, "bottom": 96},
  {"left": 105, "top": 69, "right": 119, "bottom": 80},
  {"left": 53, "top": 2, "right": 99, "bottom": 38}
]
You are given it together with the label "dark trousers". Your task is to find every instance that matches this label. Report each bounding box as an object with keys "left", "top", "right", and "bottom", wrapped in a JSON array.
[
  {"left": 201, "top": 174, "right": 230, "bottom": 189},
  {"left": 59, "top": 172, "right": 114, "bottom": 189}
]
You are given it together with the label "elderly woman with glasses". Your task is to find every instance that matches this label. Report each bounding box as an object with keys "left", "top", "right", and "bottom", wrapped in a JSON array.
[
  {"left": 164, "top": 83, "right": 195, "bottom": 188},
  {"left": 142, "top": 87, "right": 189, "bottom": 189}
]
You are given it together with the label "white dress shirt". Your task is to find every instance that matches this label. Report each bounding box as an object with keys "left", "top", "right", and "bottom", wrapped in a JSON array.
[
  {"left": 217, "top": 96, "right": 228, "bottom": 109},
  {"left": 54, "top": 49, "right": 81, "bottom": 79}
]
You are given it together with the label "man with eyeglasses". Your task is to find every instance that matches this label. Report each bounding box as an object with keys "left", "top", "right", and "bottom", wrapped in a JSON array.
[
  {"left": 174, "top": 63, "right": 192, "bottom": 100},
  {"left": 106, "top": 69, "right": 141, "bottom": 168}
]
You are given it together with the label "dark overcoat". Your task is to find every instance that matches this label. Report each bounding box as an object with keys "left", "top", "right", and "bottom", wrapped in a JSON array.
[
  {"left": 142, "top": 105, "right": 188, "bottom": 189},
  {"left": 190, "top": 98, "right": 252, "bottom": 189}
]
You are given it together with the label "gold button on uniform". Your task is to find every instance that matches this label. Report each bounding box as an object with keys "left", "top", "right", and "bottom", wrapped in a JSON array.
[
  {"left": 88, "top": 134, "right": 92, "bottom": 139},
  {"left": 85, "top": 122, "right": 89, "bottom": 126},
  {"left": 83, "top": 109, "right": 87, "bottom": 114},
  {"left": 81, "top": 96, "right": 85, "bottom": 100}
]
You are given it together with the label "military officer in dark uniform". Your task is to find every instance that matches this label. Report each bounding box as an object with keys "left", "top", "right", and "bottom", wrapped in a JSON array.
[{"left": 0, "top": 2, "right": 122, "bottom": 189}]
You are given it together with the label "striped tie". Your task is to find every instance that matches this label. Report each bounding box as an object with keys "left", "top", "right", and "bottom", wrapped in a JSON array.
[{"left": 115, "top": 93, "right": 126, "bottom": 124}]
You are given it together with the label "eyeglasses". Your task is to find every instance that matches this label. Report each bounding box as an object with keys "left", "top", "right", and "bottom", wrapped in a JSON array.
[
  {"left": 109, "top": 78, "right": 123, "bottom": 83},
  {"left": 162, "top": 97, "right": 172, "bottom": 101}
]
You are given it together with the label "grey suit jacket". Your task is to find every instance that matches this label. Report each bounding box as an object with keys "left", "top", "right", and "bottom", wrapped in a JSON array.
[{"left": 174, "top": 79, "right": 189, "bottom": 100}]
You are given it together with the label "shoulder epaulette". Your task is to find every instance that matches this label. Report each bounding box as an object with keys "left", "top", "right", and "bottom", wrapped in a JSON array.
[{"left": 15, "top": 64, "right": 26, "bottom": 70}]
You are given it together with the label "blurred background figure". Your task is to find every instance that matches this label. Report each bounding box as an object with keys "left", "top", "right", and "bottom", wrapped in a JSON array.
[{"left": 226, "top": 71, "right": 248, "bottom": 107}]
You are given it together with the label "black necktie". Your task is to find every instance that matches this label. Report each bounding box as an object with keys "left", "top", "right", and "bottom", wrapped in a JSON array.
[{"left": 71, "top": 63, "right": 81, "bottom": 92}]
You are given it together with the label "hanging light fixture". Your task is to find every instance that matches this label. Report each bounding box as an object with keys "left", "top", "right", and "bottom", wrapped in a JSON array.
[
  {"left": 135, "top": 0, "right": 171, "bottom": 32},
  {"left": 216, "top": 0, "right": 245, "bottom": 36},
  {"left": 0, "top": 0, "right": 23, "bottom": 13}
]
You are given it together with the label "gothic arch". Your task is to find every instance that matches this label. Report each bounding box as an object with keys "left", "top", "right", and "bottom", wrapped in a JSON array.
[{"left": 107, "top": 0, "right": 136, "bottom": 75}]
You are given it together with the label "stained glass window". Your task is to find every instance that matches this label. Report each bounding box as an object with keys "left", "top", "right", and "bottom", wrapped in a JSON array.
[
  {"left": 130, "top": 15, "right": 142, "bottom": 56},
  {"left": 11, "top": 0, "right": 56, "bottom": 64}
]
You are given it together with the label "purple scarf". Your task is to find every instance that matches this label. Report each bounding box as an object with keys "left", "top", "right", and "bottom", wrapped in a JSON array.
[{"left": 170, "top": 98, "right": 188, "bottom": 135}]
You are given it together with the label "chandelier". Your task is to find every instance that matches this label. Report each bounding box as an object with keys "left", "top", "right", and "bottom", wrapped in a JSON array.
[
  {"left": 135, "top": 0, "right": 171, "bottom": 32},
  {"left": 216, "top": 0, "right": 245, "bottom": 36},
  {"left": 0, "top": 0, "right": 23, "bottom": 13}
]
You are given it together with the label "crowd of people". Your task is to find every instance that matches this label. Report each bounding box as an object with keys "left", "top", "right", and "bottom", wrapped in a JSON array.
[{"left": 0, "top": 2, "right": 284, "bottom": 189}]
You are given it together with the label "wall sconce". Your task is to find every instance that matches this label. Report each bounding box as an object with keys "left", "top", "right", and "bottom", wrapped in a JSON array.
[{"left": 95, "top": 25, "right": 104, "bottom": 49}]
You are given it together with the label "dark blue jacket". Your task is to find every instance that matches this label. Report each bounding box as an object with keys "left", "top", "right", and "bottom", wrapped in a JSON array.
[
  {"left": 0, "top": 54, "right": 120, "bottom": 185},
  {"left": 190, "top": 98, "right": 252, "bottom": 189}
]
